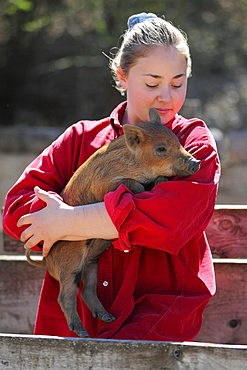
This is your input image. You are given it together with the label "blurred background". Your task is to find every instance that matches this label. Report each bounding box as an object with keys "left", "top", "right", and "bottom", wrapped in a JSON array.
[{"left": 0, "top": 0, "right": 247, "bottom": 211}]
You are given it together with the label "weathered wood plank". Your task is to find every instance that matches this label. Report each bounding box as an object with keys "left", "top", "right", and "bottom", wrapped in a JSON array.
[
  {"left": 4, "top": 205, "right": 247, "bottom": 256},
  {"left": 1, "top": 256, "right": 247, "bottom": 345},
  {"left": 0, "top": 334, "right": 247, "bottom": 370},
  {"left": 2, "top": 232, "right": 42, "bottom": 255},
  {"left": 205, "top": 205, "right": 247, "bottom": 258},
  {"left": 2, "top": 232, "right": 24, "bottom": 254},
  {"left": 196, "top": 260, "right": 247, "bottom": 344},
  {"left": 0, "top": 258, "right": 44, "bottom": 334}
]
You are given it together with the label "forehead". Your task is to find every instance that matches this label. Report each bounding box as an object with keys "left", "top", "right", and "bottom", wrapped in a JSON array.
[{"left": 132, "top": 45, "right": 187, "bottom": 77}]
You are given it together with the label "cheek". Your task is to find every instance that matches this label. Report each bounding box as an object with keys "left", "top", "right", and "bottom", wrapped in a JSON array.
[
  {"left": 139, "top": 90, "right": 157, "bottom": 106},
  {"left": 130, "top": 88, "right": 152, "bottom": 107},
  {"left": 174, "top": 89, "right": 186, "bottom": 107}
]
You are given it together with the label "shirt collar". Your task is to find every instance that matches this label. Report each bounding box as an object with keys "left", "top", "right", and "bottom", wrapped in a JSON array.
[
  {"left": 109, "top": 101, "right": 127, "bottom": 136},
  {"left": 110, "top": 100, "right": 177, "bottom": 131}
]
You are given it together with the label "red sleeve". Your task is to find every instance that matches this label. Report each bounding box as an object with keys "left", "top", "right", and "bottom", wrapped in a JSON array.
[
  {"left": 104, "top": 124, "right": 221, "bottom": 254},
  {"left": 2, "top": 124, "right": 84, "bottom": 245}
]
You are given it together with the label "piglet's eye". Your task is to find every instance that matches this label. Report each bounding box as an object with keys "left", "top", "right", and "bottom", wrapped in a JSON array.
[{"left": 155, "top": 146, "right": 167, "bottom": 156}]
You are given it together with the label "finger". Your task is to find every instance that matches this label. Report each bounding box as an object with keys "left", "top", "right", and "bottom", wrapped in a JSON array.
[
  {"left": 20, "top": 226, "right": 34, "bottom": 243},
  {"left": 23, "top": 237, "right": 35, "bottom": 250},
  {"left": 34, "top": 186, "right": 52, "bottom": 203},
  {"left": 17, "top": 214, "right": 32, "bottom": 228},
  {"left": 42, "top": 241, "right": 52, "bottom": 257},
  {"left": 24, "top": 234, "right": 43, "bottom": 250}
]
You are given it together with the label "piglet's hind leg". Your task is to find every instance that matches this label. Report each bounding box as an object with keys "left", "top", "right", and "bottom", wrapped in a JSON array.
[
  {"left": 82, "top": 257, "right": 116, "bottom": 323},
  {"left": 58, "top": 271, "right": 89, "bottom": 337}
]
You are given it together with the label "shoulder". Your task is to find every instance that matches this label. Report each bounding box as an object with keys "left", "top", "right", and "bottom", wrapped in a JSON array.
[
  {"left": 51, "top": 101, "right": 126, "bottom": 152},
  {"left": 49, "top": 116, "right": 116, "bottom": 159},
  {"left": 171, "top": 115, "right": 217, "bottom": 150},
  {"left": 56, "top": 117, "right": 112, "bottom": 143}
]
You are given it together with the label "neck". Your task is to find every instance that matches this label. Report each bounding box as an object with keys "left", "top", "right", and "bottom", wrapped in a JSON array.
[{"left": 121, "top": 109, "right": 129, "bottom": 125}]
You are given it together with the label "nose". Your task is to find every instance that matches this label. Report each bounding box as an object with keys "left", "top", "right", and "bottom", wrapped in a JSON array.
[
  {"left": 188, "top": 158, "right": 201, "bottom": 174},
  {"left": 157, "top": 86, "right": 172, "bottom": 103}
]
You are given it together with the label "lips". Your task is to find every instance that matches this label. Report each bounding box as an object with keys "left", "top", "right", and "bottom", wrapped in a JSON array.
[{"left": 155, "top": 108, "right": 172, "bottom": 115}]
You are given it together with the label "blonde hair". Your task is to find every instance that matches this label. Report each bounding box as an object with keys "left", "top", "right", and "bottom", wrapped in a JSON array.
[{"left": 110, "top": 16, "right": 192, "bottom": 95}]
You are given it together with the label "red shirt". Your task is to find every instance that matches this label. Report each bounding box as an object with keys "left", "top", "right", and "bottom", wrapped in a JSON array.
[{"left": 2, "top": 102, "right": 221, "bottom": 341}]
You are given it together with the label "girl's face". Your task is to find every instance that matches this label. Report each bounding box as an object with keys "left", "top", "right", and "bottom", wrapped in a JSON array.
[{"left": 117, "top": 45, "right": 187, "bottom": 126}]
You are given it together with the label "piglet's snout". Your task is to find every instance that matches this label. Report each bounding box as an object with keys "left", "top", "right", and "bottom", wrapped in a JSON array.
[
  {"left": 174, "top": 156, "right": 201, "bottom": 176},
  {"left": 187, "top": 157, "right": 201, "bottom": 174}
]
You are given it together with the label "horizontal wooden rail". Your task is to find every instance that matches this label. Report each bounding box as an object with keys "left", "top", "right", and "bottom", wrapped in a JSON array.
[
  {"left": 1, "top": 334, "right": 247, "bottom": 370},
  {"left": 3, "top": 205, "right": 247, "bottom": 256},
  {"left": 206, "top": 205, "right": 247, "bottom": 258}
]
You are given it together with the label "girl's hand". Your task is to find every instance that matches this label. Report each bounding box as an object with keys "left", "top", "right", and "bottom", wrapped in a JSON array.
[
  {"left": 17, "top": 186, "right": 118, "bottom": 257},
  {"left": 17, "top": 186, "right": 74, "bottom": 257}
]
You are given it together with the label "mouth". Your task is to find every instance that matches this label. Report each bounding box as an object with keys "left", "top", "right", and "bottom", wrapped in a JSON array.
[{"left": 155, "top": 108, "right": 172, "bottom": 115}]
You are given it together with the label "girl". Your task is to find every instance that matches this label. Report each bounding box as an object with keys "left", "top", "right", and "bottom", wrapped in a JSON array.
[{"left": 2, "top": 12, "right": 221, "bottom": 341}]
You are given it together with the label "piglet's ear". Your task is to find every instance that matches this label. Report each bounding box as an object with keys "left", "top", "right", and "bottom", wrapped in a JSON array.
[
  {"left": 123, "top": 125, "right": 145, "bottom": 152},
  {"left": 149, "top": 108, "right": 161, "bottom": 123}
]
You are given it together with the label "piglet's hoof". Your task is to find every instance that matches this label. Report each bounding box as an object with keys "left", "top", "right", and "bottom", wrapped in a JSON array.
[
  {"left": 69, "top": 323, "right": 90, "bottom": 337},
  {"left": 79, "top": 330, "right": 90, "bottom": 338},
  {"left": 92, "top": 311, "right": 116, "bottom": 322},
  {"left": 101, "top": 313, "right": 116, "bottom": 323}
]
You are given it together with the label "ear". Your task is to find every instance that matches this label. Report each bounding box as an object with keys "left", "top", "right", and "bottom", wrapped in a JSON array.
[
  {"left": 123, "top": 125, "right": 145, "bottom": 152},
  {"left": 149, "top": 108, "right": 161, "bottom": 124},
  {"left": 116, "top": 66, "right": 128, "bottom": 90}
]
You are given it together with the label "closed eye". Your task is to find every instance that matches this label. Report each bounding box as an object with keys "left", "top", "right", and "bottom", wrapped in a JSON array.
[{"left": 146, "top": 84, "right": 159, "bottom": 88}]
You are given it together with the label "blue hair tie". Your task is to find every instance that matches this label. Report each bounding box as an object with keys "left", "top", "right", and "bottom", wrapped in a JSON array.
[{"left": 127, "top": 12, "right": 158, "bottom": 29}]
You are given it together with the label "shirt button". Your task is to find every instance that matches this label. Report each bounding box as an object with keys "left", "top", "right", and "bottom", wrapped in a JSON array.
[{"left": 103, "top": 281, "right": 108, "bottom": 287}]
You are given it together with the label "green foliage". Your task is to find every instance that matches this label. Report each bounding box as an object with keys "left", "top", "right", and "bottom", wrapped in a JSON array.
[
  {"left": 5, "top": 0, "right": 34, "bottom": 15},
  {"left": 21, "top": 15, "right": 50, "bottom": 32}
]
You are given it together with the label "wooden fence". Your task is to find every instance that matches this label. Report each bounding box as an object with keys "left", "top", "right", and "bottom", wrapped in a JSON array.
[{"left": 1, "top": 205, "right": 247, "bottom": 369}]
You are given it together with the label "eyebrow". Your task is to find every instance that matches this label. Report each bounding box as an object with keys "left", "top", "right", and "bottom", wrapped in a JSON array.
[{"left": 143, "top": 73, "right": 186, "bottom": 79}]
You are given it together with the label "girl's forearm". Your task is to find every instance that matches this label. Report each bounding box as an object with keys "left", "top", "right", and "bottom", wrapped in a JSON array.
[
  {"left": 18, "top": 187, "right": 118, "bottom": 256},
  {"left": 64, "top": 202, "right": 118, "bottom": 241}
]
